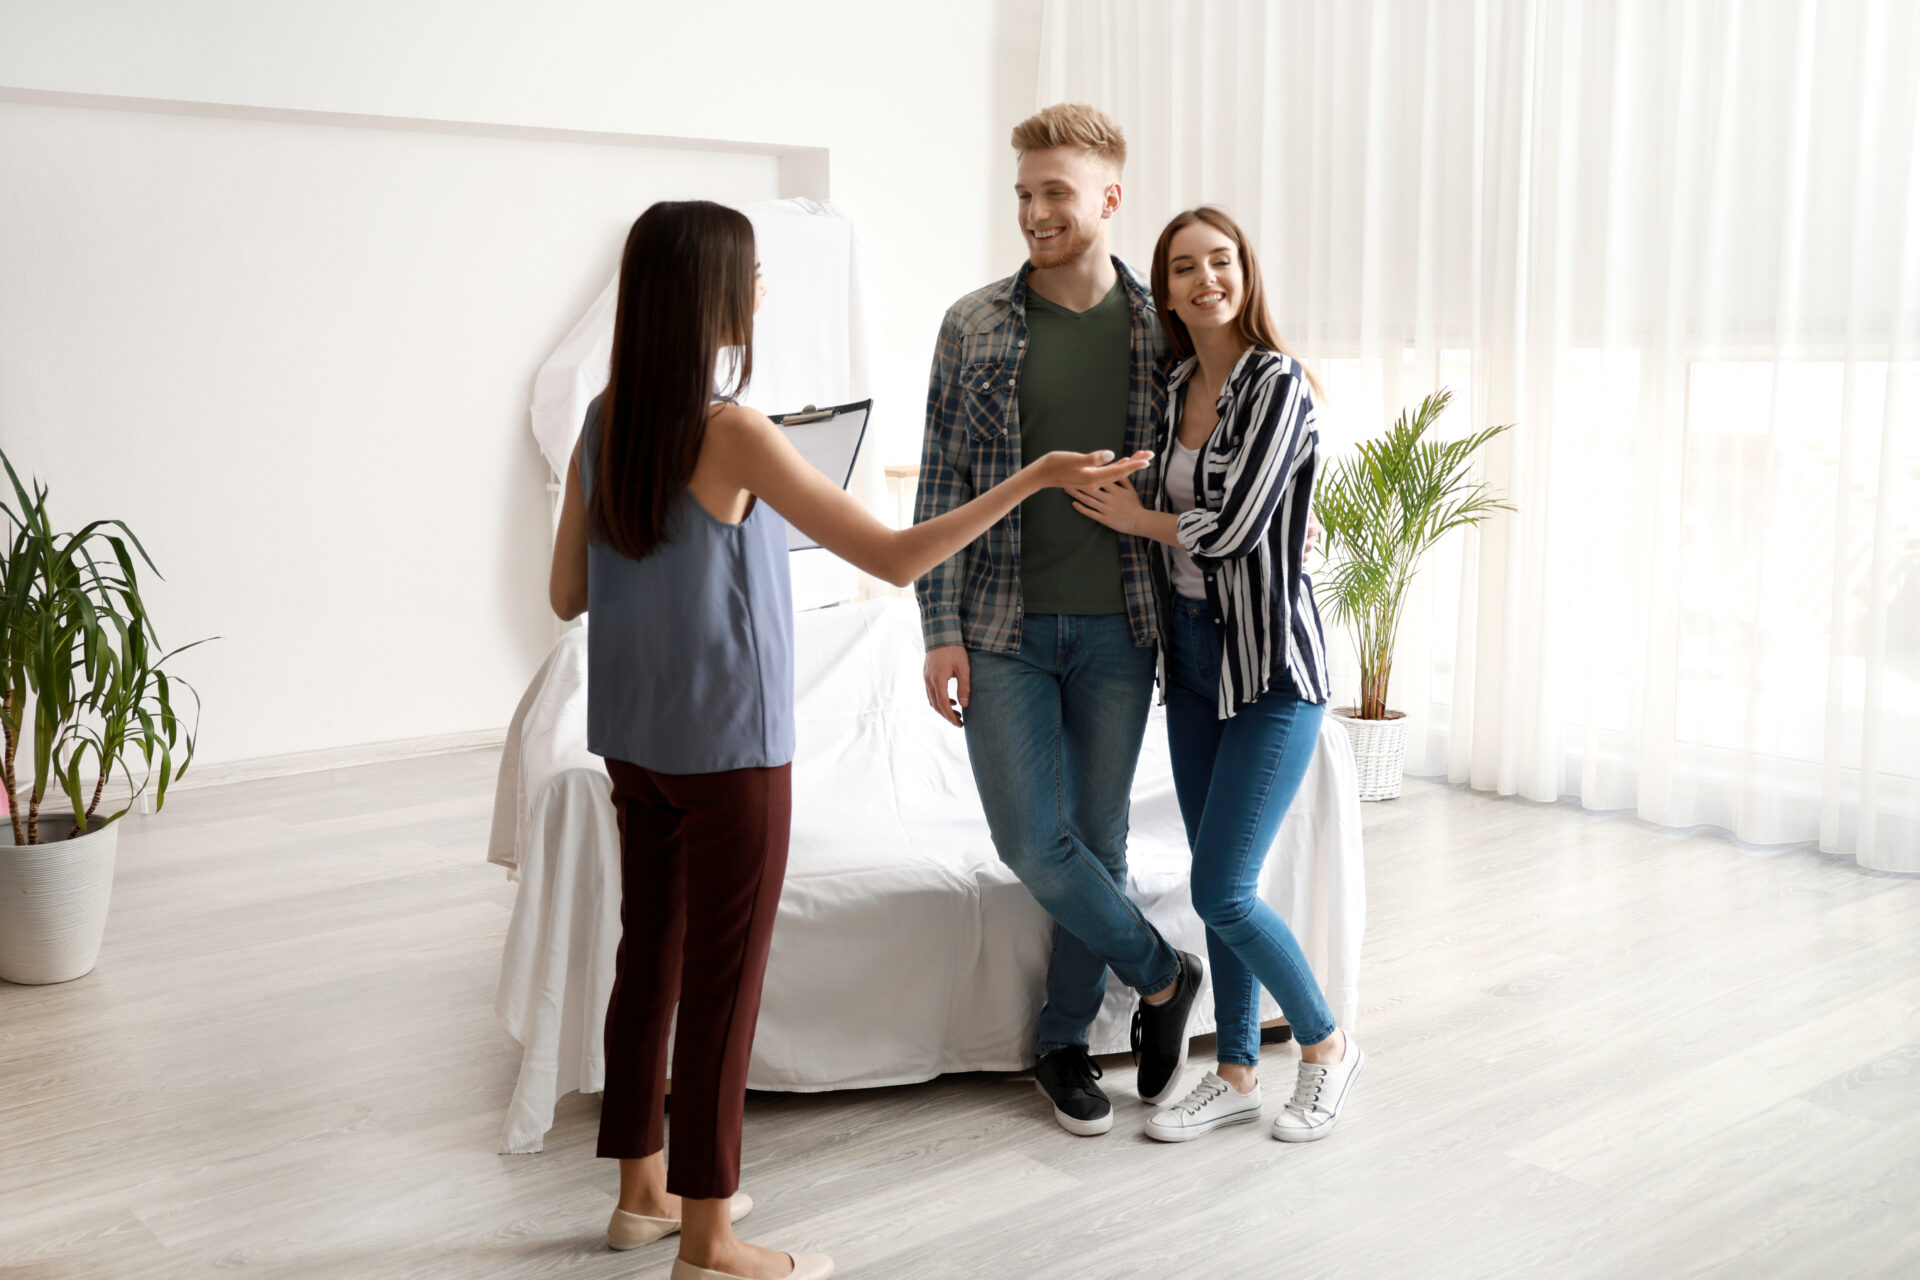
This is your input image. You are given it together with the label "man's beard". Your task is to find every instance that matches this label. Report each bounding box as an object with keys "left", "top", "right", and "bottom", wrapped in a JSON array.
[{"left": 1027, "top": 217, "right": 1101, "bottom": 270}]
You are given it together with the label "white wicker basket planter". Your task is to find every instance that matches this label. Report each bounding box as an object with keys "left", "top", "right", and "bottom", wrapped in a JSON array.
[
  {"left": 0, "top": 815, "right": 119, "bottom": 985},
  {"left": 1329, "top": 708, "right": 1408, "bottom": 801}
]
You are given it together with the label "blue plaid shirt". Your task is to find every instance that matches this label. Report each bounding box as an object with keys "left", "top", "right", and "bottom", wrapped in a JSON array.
[{"left": 913, "top": 258, "right": 1170, "bottom": 654}]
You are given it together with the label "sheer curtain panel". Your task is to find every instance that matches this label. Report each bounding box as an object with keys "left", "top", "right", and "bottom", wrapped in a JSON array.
[{"left": 1039, "top": 0, "right": 1920, "bottom": 871}]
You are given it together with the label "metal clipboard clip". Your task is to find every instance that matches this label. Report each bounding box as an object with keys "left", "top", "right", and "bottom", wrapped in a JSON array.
[{"left": 774, "top": 404, "right": 839, "bottom": 425}]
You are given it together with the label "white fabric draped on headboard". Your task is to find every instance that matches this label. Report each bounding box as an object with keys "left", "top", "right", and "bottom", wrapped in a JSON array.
[{"left": 530, "top": 198, "right": 883, "bottom": 610}]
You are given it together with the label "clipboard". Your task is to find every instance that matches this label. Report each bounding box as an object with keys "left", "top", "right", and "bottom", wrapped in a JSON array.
[{"left": 770, "top": 399, "right": 873, "bottom": 552}]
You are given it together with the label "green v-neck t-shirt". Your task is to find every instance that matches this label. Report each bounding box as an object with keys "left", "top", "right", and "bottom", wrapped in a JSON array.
[{"left": 1016, "top": 278, "right": 1131, "bottom": 615}]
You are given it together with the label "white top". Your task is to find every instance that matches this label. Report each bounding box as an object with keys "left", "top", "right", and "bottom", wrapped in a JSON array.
[
  {"left": 1164, "top": 438, "right": 1209, "bottom": 599},
  {"left": 1158, "top": 349, "right": 1331, "bottom": 714}
]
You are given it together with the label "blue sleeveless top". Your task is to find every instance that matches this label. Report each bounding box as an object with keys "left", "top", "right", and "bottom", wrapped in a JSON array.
[{"left": 577, "top": 395, "right": 795, "bottom": 775}]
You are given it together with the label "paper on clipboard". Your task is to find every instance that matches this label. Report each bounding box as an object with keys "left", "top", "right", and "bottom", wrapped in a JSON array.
[{"left": 771, "top": 399, "right": 872, "bottom": 551}]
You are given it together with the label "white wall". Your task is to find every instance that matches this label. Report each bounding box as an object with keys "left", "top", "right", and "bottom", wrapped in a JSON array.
[
  {"left": 0, "top": 100, "right": 781, "bottom": 765},
  {"left": 0, "top": 0, "right": 1046, "bottom": 772},
  {"left": 0, "top": 0, "right": 1046, "bottom": 463}
]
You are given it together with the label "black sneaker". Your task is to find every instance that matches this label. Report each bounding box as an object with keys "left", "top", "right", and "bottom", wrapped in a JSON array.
[
  {"left": 1033, "top": 1046, "right": 1113, "bottom": 1136},
  {"left": 1132, "top": 949, "right": 1205, "bottom": 1106}
]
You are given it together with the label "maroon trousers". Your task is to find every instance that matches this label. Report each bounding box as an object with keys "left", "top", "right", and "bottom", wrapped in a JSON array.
[{"left": 596, "top": 758, "right": 792, "bottom": 1200}]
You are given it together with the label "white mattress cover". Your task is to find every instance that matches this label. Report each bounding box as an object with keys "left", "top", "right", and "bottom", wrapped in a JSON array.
[{"left": 487, "top": 599, "right": 1364, "bottom": 1153}]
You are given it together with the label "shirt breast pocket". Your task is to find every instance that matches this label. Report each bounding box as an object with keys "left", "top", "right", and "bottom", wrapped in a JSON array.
[{"left": 960, "top": 361, "right": 1011, "bottom": 441}]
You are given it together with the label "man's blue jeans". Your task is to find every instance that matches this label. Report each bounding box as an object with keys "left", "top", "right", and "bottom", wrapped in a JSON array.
[
  {"left": 964, "top": 613, "right": 1180, "bottom": 1056},
  {"left": 1164, "top": 594, "right": 1338, "bottom": 1064}
]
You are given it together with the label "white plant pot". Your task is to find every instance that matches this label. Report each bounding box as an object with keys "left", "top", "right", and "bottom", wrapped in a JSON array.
[
  {"left": 1330, "top": 708, "right": 1409, "bottom": 801},
  {"left": 0, "top": 813, "right": 119, "bottom": 985}
]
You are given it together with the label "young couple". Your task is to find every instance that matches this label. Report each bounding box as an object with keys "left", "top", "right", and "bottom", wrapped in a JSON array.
[
  {"left": 545, "top": 101, "right": 1355, "bottom": 1280},
  {"left": 913, "top": 102, "right": 1363, "bottom": 1147}
]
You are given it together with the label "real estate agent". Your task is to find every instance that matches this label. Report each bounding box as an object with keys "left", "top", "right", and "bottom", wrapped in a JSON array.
[{"left": 547, "top": 198, "right": 1151, "bottom": 1280}]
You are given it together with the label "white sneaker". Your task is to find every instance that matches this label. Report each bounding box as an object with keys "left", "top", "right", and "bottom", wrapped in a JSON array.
[
  {"left": 1272, "top": 1035, "right": 1364, "bottom": 1143},
  {"left": 1144, "top": 1071, "right": 1264, "bottom": 1143}
]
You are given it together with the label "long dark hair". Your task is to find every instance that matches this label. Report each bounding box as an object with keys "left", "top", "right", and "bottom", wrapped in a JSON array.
[
  {"left": 592, "top": 200, "right": 757, "bottom": 560},
  {"left": 1149, "top": 206, "right": 1325, "bottom": 399}
]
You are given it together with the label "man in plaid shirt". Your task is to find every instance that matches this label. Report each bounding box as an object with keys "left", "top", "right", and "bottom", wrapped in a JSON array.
[{"left": 914, "top": 104, "right": 1206, "bottom": 1137}]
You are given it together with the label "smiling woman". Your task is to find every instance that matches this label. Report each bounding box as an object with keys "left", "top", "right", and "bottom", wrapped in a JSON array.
[{"left": 1071, "top": 203, "right": 1359, "bottom": 1145}]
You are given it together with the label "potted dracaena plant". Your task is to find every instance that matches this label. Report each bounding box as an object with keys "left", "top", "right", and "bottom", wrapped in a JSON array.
[
  {"left": 1312, "top": 389, "right": 1512, "bottom": 800},
  {"left": 1, "top": 450, "right": 205, "bottom": 984}
]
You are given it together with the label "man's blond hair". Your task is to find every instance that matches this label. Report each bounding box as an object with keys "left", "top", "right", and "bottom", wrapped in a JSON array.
[{"left": 1011, "top": 103, "right": 1126, "bottom": 174}]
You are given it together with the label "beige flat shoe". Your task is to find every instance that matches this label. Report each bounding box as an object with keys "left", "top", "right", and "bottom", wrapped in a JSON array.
[
  {"left": 669, "top": 1252, "right": 833, "bottom": 1280},
  {"left": 606, "top": 1192, "right": 753, "bottom": 1250}
]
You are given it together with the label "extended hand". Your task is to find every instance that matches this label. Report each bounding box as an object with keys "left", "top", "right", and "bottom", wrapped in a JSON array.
[
  {"left": 1069, "top": 476, "right": 1149, "bottom": 537},
  {"left": 1036, "top": 449, "right": 1153, "bottom": 492}
]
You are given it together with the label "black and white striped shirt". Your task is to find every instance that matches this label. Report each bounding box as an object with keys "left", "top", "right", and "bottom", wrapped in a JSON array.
[{"left": 1150, "top": 347, "right": 1332, "bottom": 717}]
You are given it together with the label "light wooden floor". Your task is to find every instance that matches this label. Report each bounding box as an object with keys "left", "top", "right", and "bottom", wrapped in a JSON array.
[{"left": 3, "top": 750, "right": 1917, "bottom": 1280}]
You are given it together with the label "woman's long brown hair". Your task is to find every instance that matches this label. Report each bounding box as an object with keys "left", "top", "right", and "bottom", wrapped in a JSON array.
[
  {"left": 1149, "top": 206, "right": 1325, "bottom": 399},
  {"left": 591, "top": 200, "right": 757, "bottom": 560}
]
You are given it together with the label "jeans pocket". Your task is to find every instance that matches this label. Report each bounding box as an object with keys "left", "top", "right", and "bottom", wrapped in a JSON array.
[
  {"left": 1170, "top": 612, "right": 1214, "bottom": 695},
  {"left": 1195, "top": 613, "right": 1225, "bottom": 684}
]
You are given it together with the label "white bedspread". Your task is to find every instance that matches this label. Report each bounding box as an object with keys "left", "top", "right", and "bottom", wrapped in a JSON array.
[{"left": 487, "top": 599, "right": 1364, "bottom": 1154}]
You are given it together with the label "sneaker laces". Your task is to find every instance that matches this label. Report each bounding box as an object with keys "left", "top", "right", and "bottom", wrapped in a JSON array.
[
  {"left": 1288, "top": 1061, "right": 1329, "bottom": 1113},
  {"left": 1172, "top": 1075, "right": 1230, "bottom": 1117},
  {"left": 1057, "top": 1047, "right": 1103, "bottom": 1091}
]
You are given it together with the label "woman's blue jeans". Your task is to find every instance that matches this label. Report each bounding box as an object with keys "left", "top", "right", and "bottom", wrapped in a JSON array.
[{"left": 1164, "top": 594, "right": 1338, "bottom": 1064}]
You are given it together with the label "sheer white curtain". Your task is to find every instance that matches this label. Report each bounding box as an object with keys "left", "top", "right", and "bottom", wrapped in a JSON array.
[{"left": 1039, "top": 0, "right": 1920, "bottom": 871}]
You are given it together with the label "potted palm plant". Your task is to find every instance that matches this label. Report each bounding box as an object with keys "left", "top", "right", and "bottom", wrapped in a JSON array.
[
  {"left": 1312, "top": 389, "right": 1512, "bottom": 800},
  {"left": 1, "top": 451, "right": 204, "bottom": 984}
]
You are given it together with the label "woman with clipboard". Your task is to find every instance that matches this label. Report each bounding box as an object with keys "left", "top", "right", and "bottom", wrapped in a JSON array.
[{"left": 547, "top": 199, "right": 1151, "bottom": 1280}]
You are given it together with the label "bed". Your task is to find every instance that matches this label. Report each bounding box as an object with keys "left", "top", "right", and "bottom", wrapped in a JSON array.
[{"left": 486, "top": 597, "right": 1365, "bottom": 1154}]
